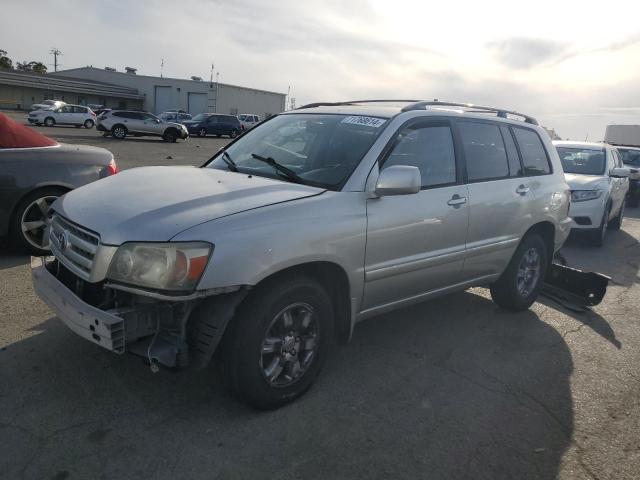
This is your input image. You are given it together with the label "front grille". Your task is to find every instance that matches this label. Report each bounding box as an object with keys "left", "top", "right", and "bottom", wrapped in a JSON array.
[{"left": 50, "top": 215, "right": 100, "bottom": 280}]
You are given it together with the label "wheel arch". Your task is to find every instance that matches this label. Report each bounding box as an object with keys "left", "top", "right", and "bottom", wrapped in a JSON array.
[{"left": 522, "top": 221, "right": 555, "bottom": 268}]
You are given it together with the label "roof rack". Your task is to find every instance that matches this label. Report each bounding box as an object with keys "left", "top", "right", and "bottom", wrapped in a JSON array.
[
  {"left": 297, "top": 99, "right": 420, "bottom": 110},
  {"left": 401, "top": 101, "right": 538, "bottom": 125}
]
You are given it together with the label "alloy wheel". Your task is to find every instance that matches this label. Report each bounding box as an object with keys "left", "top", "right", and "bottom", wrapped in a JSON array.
[
  {"left": 20, "top": 195, "right": 57, "bottom": 250},
  {"left": 259, "top": 302, "right": 319, "bottom": 387},
  {"left": 516, "top": 247, "right": 541, "bottom": 297}
]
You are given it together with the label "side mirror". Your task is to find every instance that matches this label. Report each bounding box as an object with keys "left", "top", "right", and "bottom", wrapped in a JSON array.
[
  {"left": 156, "top": 119, "right": 161, "bottom": 124},
  {"left": 374, "top": 165, "right": 421, "bottom": 196},
  {"left": 611, "top": 167, "right": 630, "bottom": 178}
]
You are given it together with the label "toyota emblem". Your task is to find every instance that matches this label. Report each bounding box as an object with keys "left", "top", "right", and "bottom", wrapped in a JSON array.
[{"left": 57, "top": 230, "right": 69, "bottom": 251}]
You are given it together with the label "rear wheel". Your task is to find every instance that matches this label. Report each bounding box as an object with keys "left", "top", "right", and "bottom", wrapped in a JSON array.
[
  {"left": 197, "top": 128, "right": 207, "bottom": 137},
  {"left": 84, "top": 119, "right": 94, "bottom": 129},
  {"left": 229, "top": 129, "right": 238, "bottom": 138},
  {"left": 218, "top": 275, "right": 333, "bottom": 409},
  {"left": 111, "top": 125, "right": 127, "bottom": 139},
  {"left": 44, "top": 117, "right": 55, "bottom": 127},
  {"left": 11, "top": 187, "right": 66, "bottom": 255},
  {"left": 490, "top": 234, "right": 548, "bottom": 311}
]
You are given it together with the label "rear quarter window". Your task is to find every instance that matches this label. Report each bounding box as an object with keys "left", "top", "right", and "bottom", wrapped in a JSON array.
[{"left": 513, "top": 128, "right": 552, "bottom": 175}]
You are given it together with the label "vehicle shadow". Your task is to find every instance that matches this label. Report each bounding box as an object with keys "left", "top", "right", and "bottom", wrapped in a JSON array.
[
  {"left": 0, "top": 242, "right": 28, "bottom": 270},
  {"left": 1, "top": 290, "right": 574, "bottom": 480}
]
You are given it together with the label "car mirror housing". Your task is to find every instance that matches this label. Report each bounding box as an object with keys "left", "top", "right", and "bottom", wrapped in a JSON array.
[
  {"left": 374, "top": 165, "right": 421, "bottom": 196},
  {"left": 610, "top": 167, "right": 630, "bottom": 178}
]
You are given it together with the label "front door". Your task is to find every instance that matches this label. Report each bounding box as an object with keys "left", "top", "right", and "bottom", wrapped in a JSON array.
[{"left": 363, "top": 119, "right": 469, "bottom": 311}]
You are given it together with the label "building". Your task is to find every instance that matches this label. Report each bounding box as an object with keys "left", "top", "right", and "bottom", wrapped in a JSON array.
[
  {"left": 0, "top": 69, "right": 144, "bottom": 111},
  {"left": 53, "top": 67, "right": 286, "bottom": 118}
]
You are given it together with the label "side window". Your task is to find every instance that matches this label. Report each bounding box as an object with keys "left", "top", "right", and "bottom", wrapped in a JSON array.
[
  {"left": 512, "top": 128, "right": 552, "bottom": 175},
  {"left": 73, "top": 106, "right": 87, "bottom": 113},
  {"left": 143, "top": 113, "right": 157, "bottom": 121},
  {"left": 458, "top": 121, "right": 509, "bottom": 181},
  {"left": 61, "top": 105, "right": 74, "bottom": 113},
  {"left": 383, "top": 123, "right": 457, "bottom": 188},
  {"left": 501, "top": 126, "right": 523, "bottom": 176}
]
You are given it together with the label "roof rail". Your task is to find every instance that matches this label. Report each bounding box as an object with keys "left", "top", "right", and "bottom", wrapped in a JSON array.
[
  {"left": 401, "top": 101, "right": 539, "bottom": 125},
  {"left": 297, "top": 99, "right": 421, "bottom": 110}
]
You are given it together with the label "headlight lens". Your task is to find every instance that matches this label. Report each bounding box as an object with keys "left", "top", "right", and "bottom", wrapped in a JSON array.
[
  {"left": 571, "top": 190, "right": 603, "bottom": 202},
  {"left": 107, "top": 242, "right": 212, "bottom": 292}
]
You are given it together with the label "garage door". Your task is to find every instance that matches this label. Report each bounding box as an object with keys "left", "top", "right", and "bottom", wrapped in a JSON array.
[
  {"left": 154, "top": 86, "right": 172, "bottom": 114},
  {"left": 188, "top": 93, "right": 208, "bottom": 115}
]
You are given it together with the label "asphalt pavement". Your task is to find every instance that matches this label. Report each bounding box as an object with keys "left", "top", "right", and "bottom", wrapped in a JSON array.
[{"left": 1, "top": 113, "right": 639, "bottom": 479}]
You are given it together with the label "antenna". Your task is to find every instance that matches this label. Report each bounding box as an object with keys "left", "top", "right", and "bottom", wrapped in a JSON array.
[{"left": 49, "top": 48, "right": 62, "bottom": 72}]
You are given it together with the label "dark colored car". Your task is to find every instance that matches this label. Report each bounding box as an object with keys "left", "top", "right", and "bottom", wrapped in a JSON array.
[
  {"left": 616, "top": 146, "right": 640, "bottom": 207},
  {"left": 183, "top": 113, "right": 241, "bottom": 138},
  {"left": 0, "top": 113, "right": 118, "bottom": 254}
]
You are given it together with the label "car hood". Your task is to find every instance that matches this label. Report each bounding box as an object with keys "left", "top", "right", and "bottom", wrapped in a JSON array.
[
  {"left": 564, "top": 173, "right": 609, "bottom": 190},
  {"left": 53, "top": 166, "right": 325, "bottom": 245}
]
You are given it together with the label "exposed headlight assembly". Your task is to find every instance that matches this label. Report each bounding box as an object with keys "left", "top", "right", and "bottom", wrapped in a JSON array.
[
  {"left": 107, "top": 242, "right": 212, "bottom": 292},
  {"left": 571, "top": 190, "right": 603, "bottom": 202}
]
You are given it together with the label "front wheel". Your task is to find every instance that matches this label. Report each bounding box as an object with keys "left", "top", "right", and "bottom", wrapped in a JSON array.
[
  {"left": 163, "top": 129, "right": 178, "bottom": 143},
  {"left": 608, "top": 200, "right": 625, "bottom": 230},
  {"left": 589, "top": 206, "right": 610, "bottom": 247},
  {"left": 44, "top": 117, "right": 55, "bottom": 127},
  {"left": 197, "top": 128, "right": 207, "bottom": 137},
  {"left": 218, "top": 275, "right": 333, "bottom": 410},
  {"left": 490, "top": 234, "right": 548, "bottom": 311},
  {"left": 111, "top": 125, "right": 127, "bottom": 139}
]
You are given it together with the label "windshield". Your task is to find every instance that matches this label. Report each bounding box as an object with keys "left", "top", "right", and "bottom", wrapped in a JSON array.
[
  {"left": 206, "top": 113, "right": 388, "bottom": 189},
  {"left": 191, "top": 113, "right": 209, "bottom": 122},
  {"left": 617, "top": 148, "right": 640, "bottom": 166},
  {"left": 556, "top": 147, "right": 606, "bottom": 175}
]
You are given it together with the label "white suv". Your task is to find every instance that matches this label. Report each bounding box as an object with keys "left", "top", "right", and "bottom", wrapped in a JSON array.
[
  {"left": 28, "top": 104, "right": 96, "bottom": 128},
  {"left": 238, "top": 113, "right": 260, "bottom": 130},
  {"left": 554, "top": 141, "right": 629, "bottom": 246}
]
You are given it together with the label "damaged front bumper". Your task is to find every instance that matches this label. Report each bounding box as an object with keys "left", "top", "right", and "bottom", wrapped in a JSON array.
[
  {"left": 542, "top": 262, "right": 610, "bottom": 310},
  {"left": 31, "top": 257, "right": 246, "bottom": 369}
]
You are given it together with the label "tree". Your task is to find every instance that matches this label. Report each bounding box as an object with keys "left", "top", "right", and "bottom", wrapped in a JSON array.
[
  {"left": 0, "top": 49, "right": 12, "bottom": 69},
  {"left": 16, "top": 61, "right": 32, "bottom": 71},
  {"left": 30, "top": 62, "right": 47, "bottom": 74}
]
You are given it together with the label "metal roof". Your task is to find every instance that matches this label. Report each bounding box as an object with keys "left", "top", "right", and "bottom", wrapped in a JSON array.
[{"left": 0, "top": 70, "right": 144, "bottom": 100}]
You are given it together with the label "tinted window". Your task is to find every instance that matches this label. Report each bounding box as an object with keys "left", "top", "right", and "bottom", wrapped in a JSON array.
[
  {"left": 501, "top": 126, "right": 523, "bottom": 176},
  {"left": 73, "top": 106, "right": 87, "bottom": 113},
  {"left": 618, "top": 148, "right": 640, "bottom": 166},
  {"left": 556, "top": 147, "right": 605, "bottom": 175},
  {"left": 459, "top": 122, "right": 509, "bottom": 181},
  {"left": 60, "top": 106, "right": 73, "bottom": 113},
  {"left": 384, "top": 124, "right": 456, "bottom": 188},
  {"left": 143, "top": 113, "right": 157, "bottom": 121},
  {"left": 513, "top": 128, "right": 551, "bottom": 175}
]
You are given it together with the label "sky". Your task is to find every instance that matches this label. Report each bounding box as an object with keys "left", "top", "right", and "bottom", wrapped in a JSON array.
[{"left": 3, "top": 0, "right": 640, "bottom": 139}]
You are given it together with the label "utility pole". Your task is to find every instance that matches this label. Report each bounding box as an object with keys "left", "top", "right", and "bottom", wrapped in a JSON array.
[
  {"left": 160, "top": 59, "right": 164, "bottom": 78},
  {"left": 49, "top": 48, "right": 62, "bottom": 72}
]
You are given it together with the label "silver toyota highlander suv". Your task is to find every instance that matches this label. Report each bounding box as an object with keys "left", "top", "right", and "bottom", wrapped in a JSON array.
[
  {"left": 32, "top": 100, "right": 572, "bottom": 409},
  {"left": 97, "top": 110, "right": 189, "bottom": 142}
]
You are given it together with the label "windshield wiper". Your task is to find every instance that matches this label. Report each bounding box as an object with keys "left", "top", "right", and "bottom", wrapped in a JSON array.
[
  {"left": 251, "top": 153, "right": 304, "bottom": 184},
  {"left": 221, "top": 151, "right": 238, "bottom": 172}
]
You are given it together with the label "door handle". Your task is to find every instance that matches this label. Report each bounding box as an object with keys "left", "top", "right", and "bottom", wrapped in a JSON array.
[
  {"left": 516, "top": 185, "right": 530, "bottom": 195},
  {"left": 447, "top": 194, "right": 467, "bottom": 207}
]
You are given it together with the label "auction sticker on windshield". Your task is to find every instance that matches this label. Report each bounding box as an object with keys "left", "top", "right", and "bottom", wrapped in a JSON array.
[{"left": 340, "top": 116, "right": 387, "bottom": 128}]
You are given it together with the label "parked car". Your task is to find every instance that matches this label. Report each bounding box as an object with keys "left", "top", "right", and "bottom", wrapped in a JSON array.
[
  {"left": 0, "top": 113, "right": 117, "bottom": 254},
  {"left": 183, "top": 113, "right": 241, "bottom": 137},
  {"left": 29, "top": 99, "right": 66, "bottom": 112},
  {"left": 93, "top": 108, "right": 111, "bottom": 117},
  {"left": 96, "top": 110, "right": 189, "bottom": 142},
  {"left": 159, "top": 112, "right": 192, "bottom": 124},
  {"left": 28, "top": 104, "right": 97, "bottom": 129},
  {"left": 238, "top": 113, "right": 261, "bottom": 130},
  {"left": 615, "top": 146, "right": 640, "bottom": 206},
  {"left": 554, "top": 141, "right": 629, "bottom": 246},
  {"left": 32, "top": 100, "right": 572, "bottom": 409}
]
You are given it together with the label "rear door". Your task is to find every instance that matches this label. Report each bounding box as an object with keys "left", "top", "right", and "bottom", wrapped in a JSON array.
[
  {"left": 207, "top": 115, "right": 221, "bottom": 135},
  {"left": 458, "top": 120, "right": 534, "bottom": 279},
  {"left": 363, "top": 118, "right": 469, "bottom": 310},
  {"left": 56, "top": 105, "right": 74, "bottom": 124},
  {"left": 73, "top": 106, "right": 88, "bottom": 124}
]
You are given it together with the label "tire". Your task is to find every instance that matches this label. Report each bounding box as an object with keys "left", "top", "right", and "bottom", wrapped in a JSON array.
[
  {"left": 111, "top": 124, "right": 127, "bottom": 139},
  {"left": 608, "top": 200, "right": 625, "bottom": 230},
  {"left": 197, "top": 128, "right": 207, "bottom": 137},
  {"left": 163, "top": 129, "right": 178, "bottom": 143},
  {"left": 589, "top": 206, "right": 610, "bottom": 247},
  {"left": 84, "top": 119, "right": 94, "bottom": 129},
  {"left": 44, "top": 117, "right": 55, "bottom": 127},
  {"left": 11, "top": 187, "right": 66, "bottom": 255},
  {"left": 229, "top": 129, "right": 238, "bottom": 139},
  {"left": 490, "top": 233, "right": 548, "bottom": 311},
  {"left": 218, "top": 275, "right": 334, "bottom": 410}
]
